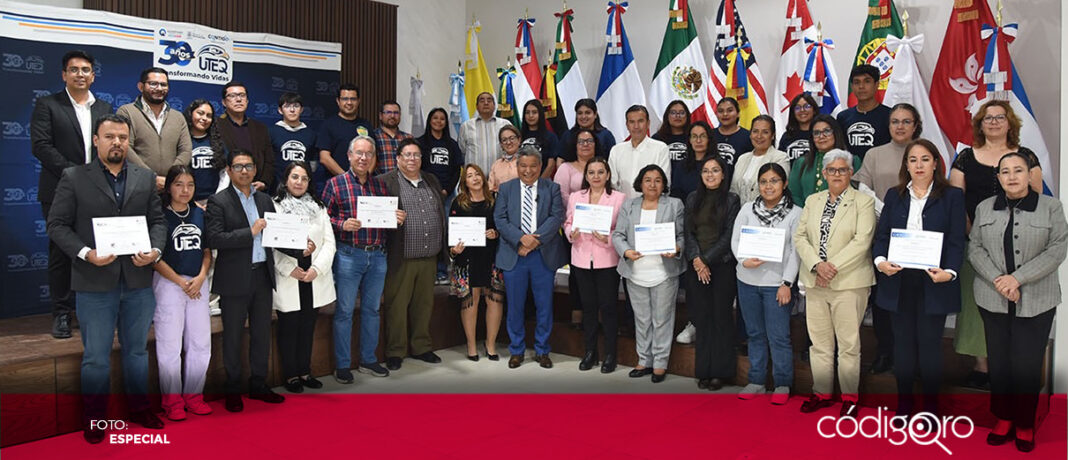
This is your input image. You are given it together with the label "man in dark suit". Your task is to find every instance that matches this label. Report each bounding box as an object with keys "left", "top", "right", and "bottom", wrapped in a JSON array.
[
  {"left": 216, "top": 81, "right": 275, "bottom": 191},
  {"left": 205, "top": 149, "right": 283, "bottom": 412},
  {"left": 493, "top": 146, "right": 565, "bottom": 369},
  {"left": 31, "top": 49, "right": 113, "bottom": 339},
  {"left": 46, "top": 114, "right": 167, "bottom": 443}
]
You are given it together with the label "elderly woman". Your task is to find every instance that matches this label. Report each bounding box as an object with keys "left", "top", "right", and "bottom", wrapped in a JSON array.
[
  {"left": 612, "top": 165, "right": 685, "bottom": 383},
  {"left": 872, "top": 140, "right": 965, "bottom": 419},
  {"left": 794, "top": 149, "right": 875, "bottom": 418},
  {"left": 789, "top": 115, "right": 861, "bottom": 206},
  {"left": 950, "top": 99, "right": 1044, "bottom": 389},
  {"left": 488, "top": 125, "right": 522, "bottom": 191},
  {"left": 970, "top": 152, "right": 1066, "bottom": 453},
  {"left": 732, "top": 115, "right": 791, "bottom": 204}
]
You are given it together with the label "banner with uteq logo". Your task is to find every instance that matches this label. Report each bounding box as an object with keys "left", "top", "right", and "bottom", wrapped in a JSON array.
[{"left": 0, "top": 0, "right": 341, "bottom": 318}]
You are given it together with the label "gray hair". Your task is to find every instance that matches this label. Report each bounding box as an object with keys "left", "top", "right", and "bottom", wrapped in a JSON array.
[
  {"left": 347, "top": 135, "right": 376, "bottom": 155},
  {"left": 821, "top": 148, "right": 854, "bottom": 171},
  {"left": 516, "top": 145, "right": 542, "bottom": 163}
]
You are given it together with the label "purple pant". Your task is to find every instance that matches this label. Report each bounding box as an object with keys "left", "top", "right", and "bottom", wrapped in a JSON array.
[{"left": 152, "top": 273, "right": 211, "bottom": 412}]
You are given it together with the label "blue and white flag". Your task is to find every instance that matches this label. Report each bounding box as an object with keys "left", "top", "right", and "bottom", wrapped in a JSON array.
[
  {"left": 595, "top": 2, "right": 646, "bottom": 141},
  {"left": 448, "top": 71, "right": 469, "bottom": 135},
  {"left": 802, "top": 37, "right": 842, "bottom": 115}
]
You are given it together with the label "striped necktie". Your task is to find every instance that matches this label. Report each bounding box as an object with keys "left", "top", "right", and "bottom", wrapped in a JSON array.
[{"left": 522, "top": 184, "right": 535, "bottom": 234}]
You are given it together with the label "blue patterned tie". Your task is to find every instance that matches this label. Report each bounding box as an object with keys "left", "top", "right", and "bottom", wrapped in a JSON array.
[{"left": 522, "top": 184, "right": 534, "bottom": 234}]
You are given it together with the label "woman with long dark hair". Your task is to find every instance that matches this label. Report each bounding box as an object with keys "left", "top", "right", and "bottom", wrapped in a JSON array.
[
  {"left": 653, "top": 99, "right": 691, "bottom": 171},
  {"left": 417, "top": 107, "right": 465, "bottom": 202},
  {"left": 559, "top": 98, "right": 616, "bottom": 161},
  {"left": 712, "top": 97, "right": 753, "bottom": 166},
  {"left": 183, "top": 99, "right": 228, "bottom": 208},
  {"left": 778, "top": 93, "right": 819, "bottom": 164},
  {"left": 732, "top": 115, "right": 790, "bottom": 204},
  {"left": 788, "top": 115, "right": 859, "bottom": 206},
  {"left": 520, "top": 99, "right": 560, "bottom": 178},
  {"left": 670, "top": 121, "right": 714, "bottom": 202}
]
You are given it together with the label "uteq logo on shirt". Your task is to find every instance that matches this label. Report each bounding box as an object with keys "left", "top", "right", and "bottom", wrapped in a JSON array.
[
  {"left": 191, "top": 146, "right": 214, "bottom": 169},
  {"left": 430, "top": 147, "right": 450, "bottom": 166},
  {"left": 280, "top": 140, "right": 307, "bottom": 162},
  {"left": 847, "top": 122, "right": 876, "bottom": 147},
  {"left": 172, "top": 223, "right": 202, "bottom": 251}
]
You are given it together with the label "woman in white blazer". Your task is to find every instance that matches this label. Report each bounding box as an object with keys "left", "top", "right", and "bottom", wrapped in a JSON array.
[{"left": 272, "top": 162, "right": 336, "bottom": 393}]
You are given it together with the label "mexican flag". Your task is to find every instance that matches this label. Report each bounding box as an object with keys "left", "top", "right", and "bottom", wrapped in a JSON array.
[
  {"left": 648, "top": 0, "right": 709, "bottom": 130},
  {"left": 847, "top": 0, "right": 904, "bottom": 106},
  {"left": 552, "top": 8, "right": 588, "bottom": 128}
]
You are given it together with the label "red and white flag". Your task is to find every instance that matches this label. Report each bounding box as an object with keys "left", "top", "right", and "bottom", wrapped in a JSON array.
[
  {"left": 929, "top": 0, "right": 995, "bottom": 151},
  {"left": 771, "top": 0, "right": 816, "bottom": 143},
  {"left": 512, "top": 17, "right": 543, "bottom": 114}
]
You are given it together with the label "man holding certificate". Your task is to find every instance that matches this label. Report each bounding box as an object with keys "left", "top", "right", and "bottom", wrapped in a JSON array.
[{"left": 47, "top": 114, "right": 167, "bottom": 443}]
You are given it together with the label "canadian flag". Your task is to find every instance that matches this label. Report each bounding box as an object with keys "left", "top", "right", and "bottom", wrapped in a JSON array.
[
  {"left": 771, "top": 0, "right": 816, "bottom": 145},
  {"left": 929, "top": 0, "right": 994, "bottom": 151}
]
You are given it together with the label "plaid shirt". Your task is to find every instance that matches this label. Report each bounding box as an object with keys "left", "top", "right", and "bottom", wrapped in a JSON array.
[
  {"left": 373, "top": 127, "right": 412, "bottom": 175},
  {"left": 321, "top": 169, "right": 389, "bottom": 246}
]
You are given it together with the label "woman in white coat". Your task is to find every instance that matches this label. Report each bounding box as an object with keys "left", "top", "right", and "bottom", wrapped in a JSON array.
[{"left": 272, "top": 161, "right": 336, "bottom": 393}]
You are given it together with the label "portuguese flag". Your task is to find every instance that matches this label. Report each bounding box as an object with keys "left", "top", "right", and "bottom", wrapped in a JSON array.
[{"left": 847, "top": 0, "right": 904, "bottom": 106}]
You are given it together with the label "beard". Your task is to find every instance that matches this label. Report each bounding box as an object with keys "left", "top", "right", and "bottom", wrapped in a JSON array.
[
  {"left": 105, "top": 150, "right": 124, "bottom": 164},
  {"left": 143, "top": 92, "right": 167, "bottom": 105}
]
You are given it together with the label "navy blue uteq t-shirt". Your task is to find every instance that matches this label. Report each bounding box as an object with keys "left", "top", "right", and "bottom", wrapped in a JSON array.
[
  {"left": 189, "top": 135, "right": 222, "bottom": 201},
  {"left": 269, "top": 122, "right": 318, "bottom": 189},
  {"left": 316, "top": 115, "right": 374, "bottom": 175},
  {"left": 836, "top": 104, "right": 891, "bottom": 161},
  {"left": 715, "top": 127, "right": 752, "bottom": 166},
  {"left": 162, "top": 206, "right": 206, "bottom": 277}
]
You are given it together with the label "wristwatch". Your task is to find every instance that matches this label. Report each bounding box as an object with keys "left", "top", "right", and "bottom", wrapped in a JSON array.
[{"left": 781, "top": 281, "right": 793, "bottom": 288}]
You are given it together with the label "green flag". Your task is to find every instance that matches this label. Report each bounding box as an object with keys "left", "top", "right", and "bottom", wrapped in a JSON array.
[{"left": 848, "top": 0, "right": 904, "bottom": 106}]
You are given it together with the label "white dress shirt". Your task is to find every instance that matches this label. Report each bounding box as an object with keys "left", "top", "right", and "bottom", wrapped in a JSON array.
[
  {"left": 66, "top": 88, "right": 96, "bottom": 163},
  {"left": 608, "top": 136, "right": 672, "bottom": 201}
]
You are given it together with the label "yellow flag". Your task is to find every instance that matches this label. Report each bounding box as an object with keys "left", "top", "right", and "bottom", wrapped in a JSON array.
[{"left": 464, "top": 21, "right": 495, "bottom": 118}]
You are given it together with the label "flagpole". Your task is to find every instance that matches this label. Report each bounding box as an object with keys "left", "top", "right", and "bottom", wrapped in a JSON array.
[{"left": 901, "top": 9, "right": 909, "bottom": 37}]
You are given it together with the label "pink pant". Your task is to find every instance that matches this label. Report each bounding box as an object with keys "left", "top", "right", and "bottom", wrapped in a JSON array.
[{"left": 152, "top": 273, "right": 211, "bottom": 411}]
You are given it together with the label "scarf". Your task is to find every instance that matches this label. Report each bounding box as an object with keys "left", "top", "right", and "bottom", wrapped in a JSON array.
[
  {"left": 753, "top": 196, "right": 792, "bottom": 226},
  {"left": 276, "top": 193, "right": 321, "bottom": 218}
]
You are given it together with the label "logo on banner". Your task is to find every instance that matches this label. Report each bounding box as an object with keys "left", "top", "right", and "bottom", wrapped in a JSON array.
[
  {"left": 32, "top": 89, "right": 51, "bottom": 106},
  {"left": 39, "top": 285, "right": 50, "bottom": 301},
  {"left": 6, "top": 252, "right": 45, "bottom": 272},
  {"left": 2, "top": 121, "right": 31, "bottom": 140},
  {"left": 2, "top": 53, "right": 45, "bottom": 74},
  {"left": 155, "top": 27, "right": 234, "bottom": 84},
  {"left": 315, "top": 81, "right": 339, "bottom": 96},
  {"left": 34, "top": 220, "right": 47, "bottom": 237},
  {"left": 3, "top": 186, "right": 37, "bottom": 205},
  {"left": 96, "top": 92, "right": 115, "bottom": 106}
]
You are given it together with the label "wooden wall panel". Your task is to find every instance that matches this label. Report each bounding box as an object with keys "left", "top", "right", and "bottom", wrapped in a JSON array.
[{"left": 84, "top": 0, "right": 397, "bottom": 121}]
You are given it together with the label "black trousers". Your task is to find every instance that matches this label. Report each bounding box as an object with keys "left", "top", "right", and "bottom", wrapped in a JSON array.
[
  {"left": 277, "top": 278, "right": 316, "bottom": 380},
  {"left": 979, "top": 305, "right": 1055, "bottom": 429},
  {"left": 220, "top": 266, "right": 273, "bottom": 394},
  {"left": 686, "top": 262, "right": 737, "bottom": 380},
  {"left": 573, "top": 266, "right": 620, "bottom": 355},
  {"left": 871, "top": 283, "right": 894, "bottom": 358},
  {"left": 42, "top": 202, "right": 74, "bottom": 317},
  {"left": 890, "top": 270, "right": 946, "bottom": 415}
]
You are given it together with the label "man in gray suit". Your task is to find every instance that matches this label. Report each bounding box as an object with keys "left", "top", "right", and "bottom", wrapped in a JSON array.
[
  {"left": 31, "top": 49, "right": 113, "bottom": 338},
  {"left": 493, "top": 146, "right": 565, "bottom": 369},
  {"left": 46, "top": 114, "right": 167, "bottom": 444}
]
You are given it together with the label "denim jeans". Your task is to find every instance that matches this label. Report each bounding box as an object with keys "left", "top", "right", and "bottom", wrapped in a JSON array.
[
  {"left": 736, "top": 281, "right": 793, "bottom": 387},
  {"left": 333, "top": 244, "right": 388, "bottom": 368},
  {"left": 76, "top": 281, "right": 155, "bottom": 423}
]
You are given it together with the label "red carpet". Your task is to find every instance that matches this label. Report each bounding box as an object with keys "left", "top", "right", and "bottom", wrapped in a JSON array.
[{"left": 2, "top": 394, "right": 1064, "bottom": 459}]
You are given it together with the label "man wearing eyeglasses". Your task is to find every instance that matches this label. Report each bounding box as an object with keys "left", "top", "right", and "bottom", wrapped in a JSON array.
[
  {"left": 217, "top": 81, "right": 275, "bottom": 190},
  {"left": 31, "top": 49, "right": 113, "bottom": 339},
  {"left": 372, "top": 100, "right": 413, "bottom": 175},
  {"left": 118, "top": 67, "right": 191, "bottom": 191},
  {"left": 269, "top": 92, "right": 318, "bottom": 188}
]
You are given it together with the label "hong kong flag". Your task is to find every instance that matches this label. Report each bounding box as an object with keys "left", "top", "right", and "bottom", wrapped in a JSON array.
[{"left": 929, "top": 0, "right": 995, "bottom": 151}]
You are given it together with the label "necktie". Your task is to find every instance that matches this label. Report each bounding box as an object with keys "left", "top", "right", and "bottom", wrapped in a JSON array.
[{"left": 522, "top": 184, "right": 534, "bottom": 234}]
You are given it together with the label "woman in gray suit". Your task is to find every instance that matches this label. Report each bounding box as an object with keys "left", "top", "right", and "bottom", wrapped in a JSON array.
[
  {"left": 970, "top": 152, "right": 1067, "bottom": 453},
  {"left": 612, "top": 165, "right": 685, "bottom": 383}
]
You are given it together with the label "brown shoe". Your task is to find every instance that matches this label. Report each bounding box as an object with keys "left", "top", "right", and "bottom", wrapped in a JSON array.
[
  {"left": 535, "top": 354, "right": 553, "bottom": 369},
  {"left": 508, "top": 354, "right": 524, "bottom": 369}
]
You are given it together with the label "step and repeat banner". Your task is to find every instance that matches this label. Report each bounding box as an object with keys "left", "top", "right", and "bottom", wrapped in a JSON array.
[{"left": 0, "top": 0, "right": 342, "bottom": 318}]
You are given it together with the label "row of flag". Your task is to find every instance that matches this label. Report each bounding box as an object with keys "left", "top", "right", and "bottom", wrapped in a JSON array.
[{"left": 446, "top": 0, "right": 1051, "bottom": 192}]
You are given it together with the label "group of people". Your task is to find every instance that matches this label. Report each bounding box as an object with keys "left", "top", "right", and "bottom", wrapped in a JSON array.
[{"left": 32, "top": 51, "right": 1061, "bottom": 454}]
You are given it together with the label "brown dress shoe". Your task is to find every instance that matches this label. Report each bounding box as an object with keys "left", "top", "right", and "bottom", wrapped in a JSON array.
[
  {"left": 508, "top": 354, "right": 524, "bottom": 369},
  {"left": 535, "top": 354, "right": 553, "bottom": 369}
]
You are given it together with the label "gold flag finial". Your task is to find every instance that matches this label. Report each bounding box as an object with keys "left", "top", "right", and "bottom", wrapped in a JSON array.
[
  {"left": 996, "top": 0, "right": 1003, "bottom": 27},
  {"left": 817, "top": 21, "right": 823, "bottom": 42},
  {"left": 901, "top": 9, "right": 909, "bottom": 37},
  {"left": 735, "top": 25, "right": 743, "bottom": 49}
]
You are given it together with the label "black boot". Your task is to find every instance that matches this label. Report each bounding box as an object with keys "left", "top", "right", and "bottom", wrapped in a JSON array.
[
  {"left": 600, "top": 354, "right": 617, "bottom": 373},
  {"left": 579, "top": 351, "right": 598, "bottom": 371}
]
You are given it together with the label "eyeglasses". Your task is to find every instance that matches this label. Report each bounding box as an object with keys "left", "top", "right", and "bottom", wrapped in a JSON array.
[
  {"left": 668, "top": 110, "right": 687, "bottom": 117},
  {"left": 823, "top": 167, "right": 851, "bottom": 176},
  {"left": 576, "top": 138, "right": 595, "bottom": 146},
  {"left": 399, "top": 152, "right": 421, "bottom": 159},
  {"left": 500, "top": 135, "right": 519, "bottom": 144},
  {"left": 759, "top": 178, "right": 783, "bottom": 186},
  {"left": 288, "top": 174, "right": 310, "bottom": 183},
  {"left": 230, "top": 163, "right": 255, "bottom": 172},
  {"left": 793, "top": 104, "right": 813, "bottom": 112},
  {"left": 351, "top": 150, "right": 374, "bottom": 158},
  {"left": 225, "top": 93, "right": 248, "bottom": 101},
  {"left": 890, "top": 118, "right": 915, "bottom": 126},
  {"left": 281, "top": 103, "right": 302, "bottom": 110},
  {"left": 812, "top": 128, "right": 834, "bottom": 138},
  {"left": 338, "top": 97, "right": 359, "bottom": 102},
  {"left": 381, "top": 110, "right": 400, "bottom": 116},
  {"left": 66, "top": 66, "right": 93, "bottom": 75},
  {"left": 143, "top": 81, "right": 168, "bottom": 89},
  {"left": 690, "top": 133, "right": 708, "bottom": 140},
  {"left": 983, "top": 114, "right": 1008, "bottom": 124}
]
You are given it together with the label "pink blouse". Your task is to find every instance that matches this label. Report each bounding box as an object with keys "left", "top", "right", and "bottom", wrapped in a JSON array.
[
  {"left": 488, "top": 157, "right": 518, "bottom": 192},
  {"left": 553, "top": 161, "right": 585, "bottom": 209},
  {"left": 564, "top": 188, "right": 626, "bottom": 269}
]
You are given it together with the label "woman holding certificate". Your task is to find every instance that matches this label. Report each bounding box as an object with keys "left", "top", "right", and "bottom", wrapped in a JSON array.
[
  {"left": 683, "top": 155, "right": 741, "bottom": 391},
  {"left": 448, "top": 164, "right": 504, "bottom": 361},
  {"left": 612, "top": 165, "right": 685, "bottom": 383},
  {"left": 969, "top": 152, "right": 1066, "bottom": 453},
  {"left": 564, "top": 157, "right": 626, "bottom": 372},
  {"left": 272, "top": 161, "right": 336, "bottom": 394},
  {"left": 730, "top": 163, "right": 801, "bottom": 403},
  {"left": 793, "top": 150, "right": 875, "bottom": 418},
  {"left": 872, "top": 140, "right": 965, "bottom": 420},
  {"left": 488, "top": 125, "right": 522, "bottom": 192}
]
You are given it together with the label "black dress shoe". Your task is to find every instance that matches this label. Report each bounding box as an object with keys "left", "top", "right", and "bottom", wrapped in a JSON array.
[
  {"left": 840, "top": 400, "right": 858, "bottom": 418},
  {"left": 708, "top": 378, "right": 724, "bottom": 391},
  {"left": 869, "top": 354, "right": 893, "bottom": 374},
  {"left": 467, "top": 354, "right": 479, "bottom": 362},
  {"left": 628, "top": 368, "right": 653, "bottom": 378},
  {"left": 128, "top": 409, "right": 165, "bottom": 429},
  {"left": 651, "top": 372, "right": 666, "bottom": 383},
  {"left": 83, "top": 427, "right": 105, "bottom": 444},
  {"left": 799, "top": 395, "right": 835, "bottom": 413},
  {"left": 301, "top": 376, "right": 323, "bottom": 389},
  {"left": 386, "top": 357, "right": 403, "bottom": 370},
  {"left": 484, "top": 342, "right": 500, "bottom": 361},
  {"left": 964, "top": 371, "right": 990, "bottom": 390},
  {"left": 508, "top": 354, "right": 524, "bottom": 369},
  {"left": 249, "top": 388, "right": 285, "bottom": 404},
  {"left": 697, "top": 379, "right": 711, "bottom": 389},
  {"left": 412, "top": 351, "right": 442, "bottom": 364},
  {"left": 535, "top": 354, "right": 553, "bottom": 369},
  {"left": 986, "top": 427, "right": 1015, "bottom": 446},
  {"left": 600, "top": 354, "right": 617, "bottom": 374},
  {"left": 52, "top": 313, "right": 72, "bottom": 339},
  {"left": 1015, "top": 435, "right": 1035, "bottom": 453},
  {"left": 225, "top": 394, "right": 243, "bottom": 412},
  {"left": 283, "top": 378, "right": 304, "bottom": 394},
  {"left": 578, "top": 351, "right": 597, "bottom": 371}
]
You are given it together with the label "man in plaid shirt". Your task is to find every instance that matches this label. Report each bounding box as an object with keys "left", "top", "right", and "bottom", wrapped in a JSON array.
[
  {"left": 321, "top": 135, "right": 405, "bottom": 383},
  {"left": 372, "top": 100, "right": 412, "bottom": 175}
]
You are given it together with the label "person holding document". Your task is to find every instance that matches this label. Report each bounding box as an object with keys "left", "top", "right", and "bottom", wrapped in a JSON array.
[
  {"left": 563, "top": 157, "right": 626, "bottom": 372},
  {"left": 448, "top": 164, "right": 504, "bottom": 361},
  {"left": 872, "top": 139, "right": 965, "bottom": 421},
  {"left": 793, "top": 150, "right": 875, "bottom": 418},
  {"left": 271, "top": 162, "right": 336, "bottom": 393},
  {"left": 730, "top": 163, "right": 801, "bottom": 403},
  {"left": 47, "top": 114, "right": 168, "bottom": 443},
  {"left": 969, "top": 152, "right": 1066, "bottom": 453},
  {"left": 612, "top": 165, "right": 685, "bottom": 383},
  {"left": 683, "top": 155, "right": 741, "bottom": 391}
]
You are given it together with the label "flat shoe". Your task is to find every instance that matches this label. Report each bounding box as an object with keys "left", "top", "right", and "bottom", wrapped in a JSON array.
[{"left": 628, "top": 368, "right": 653, "bottom": 378}]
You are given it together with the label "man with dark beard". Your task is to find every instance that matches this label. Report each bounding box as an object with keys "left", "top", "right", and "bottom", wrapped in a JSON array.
[{"left": 118, "top": 67, "right": 191, "bottom": 190}]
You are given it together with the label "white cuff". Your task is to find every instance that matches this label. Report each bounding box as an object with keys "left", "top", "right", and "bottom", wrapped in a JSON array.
[
  {"left": 873, "top": 256, "right": 887, "bottom": 268},
  {"left": 77, "top": 246, "right": 91, "bottom": 260}
]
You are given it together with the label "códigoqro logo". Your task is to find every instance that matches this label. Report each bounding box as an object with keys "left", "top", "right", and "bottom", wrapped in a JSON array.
[
  {"left": 90, "top": 420, "right": 171, "bottom": 445},
  {"left": 817, "top": 407, "right": 974, "bottom": 455}
]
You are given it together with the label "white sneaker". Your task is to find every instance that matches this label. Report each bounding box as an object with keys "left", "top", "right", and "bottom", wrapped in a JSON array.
[
  {"left": 675, "top": 322, "right": 696, "bottom": 344},
  {"left": 738, "top": 383, "right": 766, "bottom": 400}
]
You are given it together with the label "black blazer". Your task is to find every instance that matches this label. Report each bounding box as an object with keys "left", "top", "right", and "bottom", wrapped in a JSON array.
[
  {"left": 46, "top": 159, "right": 166, "bottom": 292},
  {"left": 684, "top": 191, "right": 741, "bottom": 266},
  {"left": 205, "top": 186, "right": 277, "bottom": 296},
  {"left": 31, "top": 91, "right": 113, "bottom": 203},
  {"left": 873, "top": 185, "right": 966, "bottom": 314}
]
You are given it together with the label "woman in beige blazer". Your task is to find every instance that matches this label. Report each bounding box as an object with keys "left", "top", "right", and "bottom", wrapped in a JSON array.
[{"left": 793, "top": 150, "right": 875, "bottom": 419}]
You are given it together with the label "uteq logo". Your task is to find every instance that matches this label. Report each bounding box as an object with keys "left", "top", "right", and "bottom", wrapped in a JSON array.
[
  {"left": 158, "top": 40, "right": 195, "bottom": 66},
  {"left": 197, "top": 44, "right": 230, "bottom": 74},
  {"left": 817, "top": 407, "right": 974, "bottom": 455}
]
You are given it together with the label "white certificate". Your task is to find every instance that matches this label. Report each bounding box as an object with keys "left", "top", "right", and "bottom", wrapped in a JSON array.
[
  {"left": 887, "top": 228, "right": 943, "bottom": 269},
  {"left": 92, "top": 216, "right": 151, "bottom": 257},
  {"left": 448, "top": 217, "right": 486, "bottom": 247},
  {"left": 262, "top": 212, "right": 310, "bottom": 250},
  {"left": 736, "top": 226, "right": 786, "bottom": 263},
  {"left": 572, "top": 203, "right": 613, "bottom": 234},
  {"left": 633, "top": 222, "right": 676, "bottom": 255},
  {"left": 356, "top": 196, "right": 399, "bottom": 229}
]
